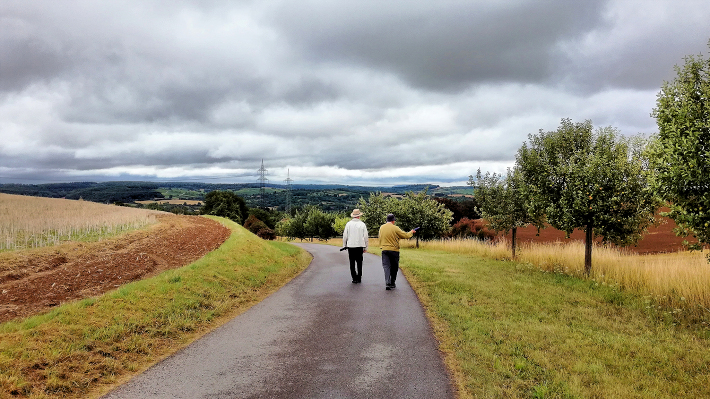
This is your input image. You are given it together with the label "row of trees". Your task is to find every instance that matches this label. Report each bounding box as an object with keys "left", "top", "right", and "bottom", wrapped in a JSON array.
[
  {"left": 472, "top": 42, "right": 710, "bottom": 274},
  {"left": 275, "top": 192, "right": 456, "bottom": 246},
  {"left": 198, "top": 188, "right": 465, "bottom": 244},
  {"left": 472, "top": 120, "right": 657, "bottom": 275},
  {"left": 357, "top": 191, "right": 453, "bottom": 247}
]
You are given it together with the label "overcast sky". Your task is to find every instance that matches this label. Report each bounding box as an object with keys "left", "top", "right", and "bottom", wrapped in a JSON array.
[{"left": 1, "top": 0, "right": 709, "bottom": 186}]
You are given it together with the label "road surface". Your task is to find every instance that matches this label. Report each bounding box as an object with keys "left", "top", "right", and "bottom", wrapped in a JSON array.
[{"left": 102, "top": 243, "right": 454, "bottom": 399}]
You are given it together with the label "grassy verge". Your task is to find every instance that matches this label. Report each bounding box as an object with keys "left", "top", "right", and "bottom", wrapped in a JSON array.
[
  {"left": 0, "top": 217, "right": 311, "bottom": 399},
  {"left": 398, "top": 248, "right": 710, "bottom": 399}
]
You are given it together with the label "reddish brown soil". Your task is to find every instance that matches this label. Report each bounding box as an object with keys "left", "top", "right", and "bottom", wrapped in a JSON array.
[
  {"left": 501, "top": 211, "right": 697, "bottom": 254},
  {"left": 0, "top": 215, "right": 231, "bottom": 323}
]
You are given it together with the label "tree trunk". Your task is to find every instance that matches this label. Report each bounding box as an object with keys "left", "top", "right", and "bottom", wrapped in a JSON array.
[
  {"left": 584, "top": 223, "right": 593, "bottom": 276},
  {"left": 511, "top": 227, "right": 517, "bottom": 259}
]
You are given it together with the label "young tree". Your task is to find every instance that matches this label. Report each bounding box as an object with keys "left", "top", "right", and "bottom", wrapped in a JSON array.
[
  {"left": 395, "top": 190, "right": 453, "bottom": 247},
  {"left": 303, "top": 206, "right": 337, "bottom": 240},
  {"left": 649, "top": 42, "right": 710, "bottom": 255},
  {"left": 517, "top": 118, "right": 657, "bottom": 275},
  {"left": 470, "top": 167, "right": 542, "bottom": 258},
  {"left": 333, "top": 215, "right": 350, "bottom": 235},
  {"left": 357, "top": 192, "right": 391, "bottom": 237}
]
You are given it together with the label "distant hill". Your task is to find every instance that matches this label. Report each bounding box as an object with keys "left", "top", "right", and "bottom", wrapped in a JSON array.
[{"left": 0, "top": 181, "right": 473, "bottom": 212}]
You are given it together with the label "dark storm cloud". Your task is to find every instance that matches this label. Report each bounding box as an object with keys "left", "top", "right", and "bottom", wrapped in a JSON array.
[{"left": 271, "top": 0, "right": 608, "bottom": 91}]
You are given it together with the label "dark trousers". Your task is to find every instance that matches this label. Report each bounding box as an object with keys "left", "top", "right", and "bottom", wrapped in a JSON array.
[
  {"left": 348, "top": 247, "right": 364, "bottom": 282},
  {"left": 381, "top": 250, "right": 400, "bottom": 285}
]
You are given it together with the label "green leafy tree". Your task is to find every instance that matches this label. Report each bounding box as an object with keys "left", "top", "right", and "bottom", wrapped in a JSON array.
[
  {"left": 395, "top": 190, "right": 453, "bottom": 247},
  {"left": 304, "top": 206, "right": 337, "bottom": 240},
  {"left": 277, "top": 205, "right": 337, "bottom": 241},
  {"left": 649, "top": 42, "right": 710, "bottom": 255},
  {"left": 358, "top": 190, "right": 453, "bottom": 247},
  {"left": 517, "top": 118, "right": 657, "bottom": 275},
  {"left": 470, "top": 167, "right": 542, "bottom": 258},
  {"left": 333, "top": 215, "right": 350, "bottom": 235},
  {"left": 357, "top": 192, "right": 391, "bottom": 236},
  {"left": 276, "top": 217, "right": 297, "bottom": 239},
  {"left": 201, "top": 190, "right": 248, "bottom": 224},
  {"left": 286, "top": 210, "right": 308, "bottom": 240}
]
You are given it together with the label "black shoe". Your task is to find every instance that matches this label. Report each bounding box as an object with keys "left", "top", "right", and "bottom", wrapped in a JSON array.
[
  {"left": 385, "top": 286, "right": 391, "bottom": 290},
  {"left": 352, "top": 280, "right": 358, "bottom": 284},
  {"left": 390, "top": 283, "right": 396, "bottom": 288}
]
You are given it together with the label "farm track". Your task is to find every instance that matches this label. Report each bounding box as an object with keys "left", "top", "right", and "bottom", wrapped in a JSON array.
[{"left": 0, "top": 215, "right": 230, "bottom": 323}]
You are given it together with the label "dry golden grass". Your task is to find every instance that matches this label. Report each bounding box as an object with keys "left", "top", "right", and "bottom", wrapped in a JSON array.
[
  {"left": 407, "top": 237, "right": 710, "bottom": 320},
  {"left": 0, "top": 193, "right": 162, "bottom": 251},
  {"left": 283, "top": 235, "right": 710, "bottom": 317}
]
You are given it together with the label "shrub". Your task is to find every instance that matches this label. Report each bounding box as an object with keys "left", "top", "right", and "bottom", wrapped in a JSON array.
[
  {"left": 447, "top": 217, "right": 495, "bottom": 240},
  {"left": 257, "top": 227, "right": 276, "bottom": 240},
  {"left": 244, "top": 214, "right": 268, "bottom": 235}
]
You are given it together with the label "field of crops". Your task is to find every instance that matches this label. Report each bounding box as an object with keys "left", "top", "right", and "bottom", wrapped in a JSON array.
[{"left": 0, "top": 193, "right": 162, "bottom": 251}]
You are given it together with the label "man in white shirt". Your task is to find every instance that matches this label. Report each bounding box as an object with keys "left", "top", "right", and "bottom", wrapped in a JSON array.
[{"left": 342, "top": 209, "right": 369, "bottom": 283}]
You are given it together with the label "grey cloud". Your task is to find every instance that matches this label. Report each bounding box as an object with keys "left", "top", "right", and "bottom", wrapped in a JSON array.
[
  {"left": 2, "top": 0, "right": 709, "bottom": 186},
  {"left": 271, "top": 0, "right": 608, "bottom": 91}
]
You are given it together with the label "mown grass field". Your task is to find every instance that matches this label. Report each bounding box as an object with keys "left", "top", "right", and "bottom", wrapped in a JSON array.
[
  {"left": 396, "top": 247, "right": 710, "bottom": 398},
  {"left": 0, "top": 217, "right": 311, "bottom": 399}
]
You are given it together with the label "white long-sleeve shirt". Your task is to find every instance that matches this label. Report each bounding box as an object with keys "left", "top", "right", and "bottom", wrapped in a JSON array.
[{"left": 342, "top": 218, "right": 368, "bottom": 249}]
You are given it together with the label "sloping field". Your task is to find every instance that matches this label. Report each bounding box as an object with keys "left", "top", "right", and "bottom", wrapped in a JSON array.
[
  {"left": 0, "top": 214, "right": 230, "bottom": 323},
  {"left": 0, "top": 193, "right": 162, "bottom": 251},
  {"left": 1, "top": 218, "right": 311, "bottom": 398}
]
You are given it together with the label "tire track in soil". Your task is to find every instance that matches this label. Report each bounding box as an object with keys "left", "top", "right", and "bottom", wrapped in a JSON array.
[{"left": 0, "top": 215, "right": 231, "bottom": 323}]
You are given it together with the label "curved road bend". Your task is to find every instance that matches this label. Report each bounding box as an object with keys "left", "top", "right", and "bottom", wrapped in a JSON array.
[{"left": 102, "top": 243, "right": 454, "bottom": 399}]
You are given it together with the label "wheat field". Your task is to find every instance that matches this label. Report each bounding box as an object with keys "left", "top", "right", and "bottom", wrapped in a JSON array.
[{"left": 0, "top": 193, "right": 162, "bottom": 250}]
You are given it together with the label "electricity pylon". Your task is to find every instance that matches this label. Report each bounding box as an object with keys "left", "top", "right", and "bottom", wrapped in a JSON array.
[
  {"left": 284, "top": 169, "right": 293, "bottom": 214},
  {"left": 257, "top": 159, "right": 268, "bottom": 208}
]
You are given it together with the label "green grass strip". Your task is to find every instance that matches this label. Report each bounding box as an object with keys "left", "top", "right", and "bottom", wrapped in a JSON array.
[
  {"left": 0, "top": 217, "right": 311, "bottom": 399},
  {"left": 398, "top": 248, "right": 710, "bottom": 399}
]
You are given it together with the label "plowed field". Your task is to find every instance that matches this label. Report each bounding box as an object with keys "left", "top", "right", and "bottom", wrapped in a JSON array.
[
  {"left": 0, "top": 214, "right": 230, "bottom": 323},
  {"left": 502, "top": 212, "right": 694, "bottom": 254}
]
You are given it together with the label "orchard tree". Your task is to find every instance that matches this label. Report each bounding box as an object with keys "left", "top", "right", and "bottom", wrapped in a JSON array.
[
  {"left": 357, "top": 192, "right": 391, "bottom": 236},
  {"left": 277, "top": 205, "right": 337, "bottom": 241},
  {"left": 303, "top": 206, "right": 337, "bottom": 240},
  {"left": 333, "top": 215, "right": 350, "bottom": 235},
  {"left": 470, "top": 167, "right": 542, "bottom": 258},
  {"left": 517, "top": 118, "right": 657, "bottom": 275},
  {"left": 358, "top": 190, "right": 453, "bottom": 247},
  {"left": 395, "top": 190, "right": 453, "bottom": 247},
  {"left": 649, "top": 43, "right": 710, "bottom": 255}
]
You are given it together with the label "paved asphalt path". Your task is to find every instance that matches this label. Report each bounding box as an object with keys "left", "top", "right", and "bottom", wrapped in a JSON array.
[{"left": 102, "top": 243, "right": 454, "bottom": 399}]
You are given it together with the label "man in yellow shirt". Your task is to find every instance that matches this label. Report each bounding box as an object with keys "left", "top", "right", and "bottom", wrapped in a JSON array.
[{"left": 378, "top": 213, "right": 417, "bottom": 290}]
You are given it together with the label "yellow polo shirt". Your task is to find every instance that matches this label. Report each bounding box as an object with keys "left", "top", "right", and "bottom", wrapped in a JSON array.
[{"left": 378, "top": 222, "right": 414, "bottom": 252}]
